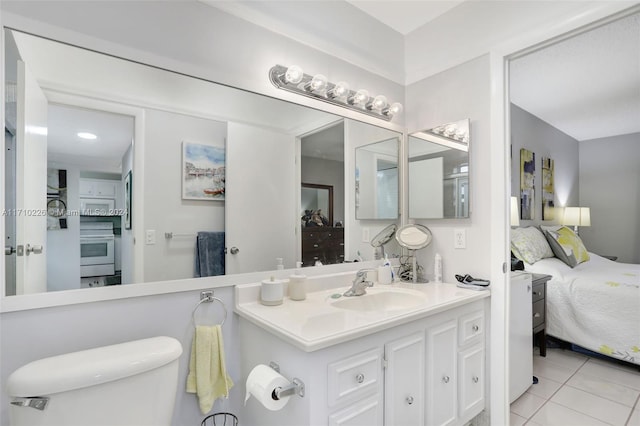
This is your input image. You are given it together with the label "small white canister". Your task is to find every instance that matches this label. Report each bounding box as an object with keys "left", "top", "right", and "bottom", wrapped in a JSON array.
[
  {"left": 288, "top": 270, "right": 307, "bottom": 301},
  {"left": 261, "top": 276, "right": 284, "bottom": 306}
]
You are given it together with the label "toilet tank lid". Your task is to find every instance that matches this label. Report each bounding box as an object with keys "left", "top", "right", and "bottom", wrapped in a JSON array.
[{"left": 7, "top": 336, "right": 183, "bottom": 397}]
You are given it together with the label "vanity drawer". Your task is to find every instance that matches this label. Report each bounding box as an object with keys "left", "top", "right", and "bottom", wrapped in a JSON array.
[
  {"left": 532, "top": 283, "right": 545, "bottom": 303},
  {"left": 328, "top": 348, "right": 382, "bottom": 407},
  {"left": 458, "top": 310, "right": 485, "bottom": 346},
  {"left": 532, "top": 300, "right": 545, "bottom": 329}
]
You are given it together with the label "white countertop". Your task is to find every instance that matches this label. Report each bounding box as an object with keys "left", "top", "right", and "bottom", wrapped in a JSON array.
[{"left": 234, "top": 272, "right": 490, "bottom": 352}]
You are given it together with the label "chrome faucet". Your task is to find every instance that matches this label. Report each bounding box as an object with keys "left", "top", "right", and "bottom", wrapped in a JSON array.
[{"left": 343, "top": 268, "right": 377, "bottom": 297}]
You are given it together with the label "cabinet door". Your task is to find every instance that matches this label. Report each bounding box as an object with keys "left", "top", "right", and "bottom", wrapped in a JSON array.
[
  {"left": 427, "top": 320, "right": 457, "bottom": 426},
  {"left": 79, "top": 179, "right": 94, "bottom": 196},
  {"left": 94, "top": 180, "right": 117, "bottom": 197},
  {"left": 458, "top": 344, "right": 485, "bottom": 420},
  {"left": 328, "top": 395, "right": 383, "bottom": 426},
  {"left": 384, "top": 332, "right": 425, "bottom": 426}
]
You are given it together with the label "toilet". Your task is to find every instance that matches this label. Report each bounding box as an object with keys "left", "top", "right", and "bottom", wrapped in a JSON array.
[{"left": 7, "top": 336, "right": 183, "bottom": 426}]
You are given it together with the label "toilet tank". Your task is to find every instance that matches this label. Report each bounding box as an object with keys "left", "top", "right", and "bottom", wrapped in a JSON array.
[{"left": 7, "top": 336, "right": 183, "bottom": 426}]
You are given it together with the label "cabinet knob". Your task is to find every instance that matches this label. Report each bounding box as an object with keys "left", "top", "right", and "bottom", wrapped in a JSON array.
[
  {"left": 472, "top": 324, "right": 479, "bottom": 332},
  {"left": 472, "top": 376, "right": 479, "bottom": 383},
  {"left": 406, "top": 396, "right": 414, "bottom": 405},
  {"left": 355, "top": 373, "right": 365, "bottom": 384},
  {"left": 442, "top": 375, "right": 450, "bottom": 384},
  {"left": 313, "top": 244, "right": 319, "bottom": 248}
]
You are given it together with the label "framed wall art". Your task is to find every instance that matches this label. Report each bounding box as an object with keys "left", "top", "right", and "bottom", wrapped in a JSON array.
[{"left": 182, "top": 141, "right": 225, "bottom": 200}]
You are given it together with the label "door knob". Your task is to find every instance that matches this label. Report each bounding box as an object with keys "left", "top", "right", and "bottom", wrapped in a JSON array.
[
  {"left": 406, "top": 396, "right": 414, "bottom": 405},
  {"left": 25, "top": 244, "right": 43, "bottom": 255},
  {"left": 5, "top": 246, "right": 15, "bottom": 255},
  {"left": 229, "top": 247, "right": 240, "bottom": 255}
]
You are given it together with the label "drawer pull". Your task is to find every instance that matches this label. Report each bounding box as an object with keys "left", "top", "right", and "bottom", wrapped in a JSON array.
[
  {"left": 355, "top": 373, "right": 365, "bottom": 384},
  {"left": 472, "top": 376, "right": 479, "bottom": 383},
  {"left": 472, "top": 324, "right": 479, "bottom": 332},
  {"left": 406, "top": 396, "right": 414, "bottom": 405},
  {"left": 442, "top": 375, "right": 450, "bottom": 384},
  {"left": 313, "top": 244, "right": 319, "bottom": 248},
  {"left": 534, "top": 313, "right": 541, "bottom": 318}
]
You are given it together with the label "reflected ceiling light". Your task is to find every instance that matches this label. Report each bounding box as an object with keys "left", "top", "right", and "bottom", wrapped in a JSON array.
[
  {"left": 77, "top": 132, "right": 97, "bottom": 140},
  {"left": 269, "top": 64, "right": 402, "bottom": 121}
]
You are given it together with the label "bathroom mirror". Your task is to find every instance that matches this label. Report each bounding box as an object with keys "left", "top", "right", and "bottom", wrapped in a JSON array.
[
  {"left": 355, "top": 137, "right": 399, "bottom": 220},
  {"left": 408, "top": 119, "right": 470, "bottom": 219},
  {"left": 3, "top": 28, "right": 402, "bottom": 297}
]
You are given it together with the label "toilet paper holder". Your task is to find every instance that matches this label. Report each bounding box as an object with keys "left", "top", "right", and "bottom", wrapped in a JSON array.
[{"left": 269, "top": 362, "right": 305, "bottom": 399}]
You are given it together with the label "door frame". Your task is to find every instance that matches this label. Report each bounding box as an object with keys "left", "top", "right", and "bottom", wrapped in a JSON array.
[{"left": 488, "top": 4, "right": 636, "bottom": 425}]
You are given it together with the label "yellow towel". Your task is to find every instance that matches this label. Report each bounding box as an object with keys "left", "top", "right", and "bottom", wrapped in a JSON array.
[{"left": 186, "top": 325, "right": 234, "bottom": 414}]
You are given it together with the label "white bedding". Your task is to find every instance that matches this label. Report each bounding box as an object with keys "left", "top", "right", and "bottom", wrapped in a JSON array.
[{"left": 525, "top": 253, "right": 640, "bottom": 365}]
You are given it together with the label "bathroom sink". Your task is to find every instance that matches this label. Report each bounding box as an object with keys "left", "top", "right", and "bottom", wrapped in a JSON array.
[{"left": 331, "top": 288, "right": 428, "bottom": 312}]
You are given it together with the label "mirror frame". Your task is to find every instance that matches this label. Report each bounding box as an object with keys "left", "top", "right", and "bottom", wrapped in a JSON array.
[{"left": 0, "top": 23, "right": 407, "bottom": 312}]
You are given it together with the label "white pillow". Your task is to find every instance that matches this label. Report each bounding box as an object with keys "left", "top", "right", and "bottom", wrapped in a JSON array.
[{"left": 510, "top": 226, "right": 555, "bottom": 264}]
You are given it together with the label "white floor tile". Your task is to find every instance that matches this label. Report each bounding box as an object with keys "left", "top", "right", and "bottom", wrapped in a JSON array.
[
  {"left": 510, "top": 412, "right": 527, "bottom": 426},
  {"left": 533, "top": 356, "right": 578, "bottom": 383},
  {"left": 527, "top": 375, "right": 563, "bottom": 400},
  {"left": 540, "top": 348, "right": 588, "bottom": 370},
  {"left": 628, "top": 407, "right": 640, "bottom": 426},
  {"left": 510, "top": 392, "right": 546, "bottom": 419},
  {"left": 530, "top": 401, "right": 611, "bottom": 426},
  {"left": 567, "top": 371, "right": 639, "bottom": 407},
  {"left": 551, "top": 385, "right": 632, "bottom": 426},
  {"left": 587, "top": 355, "right": 640, "bottom": 376},
  {"left": 579, "top": 360, "right": 640, "bottom": 391}
]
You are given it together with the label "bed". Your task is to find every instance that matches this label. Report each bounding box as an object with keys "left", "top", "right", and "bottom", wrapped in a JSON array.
[{"left": 511, "top": 226, "right": 640, "bottom": 366}]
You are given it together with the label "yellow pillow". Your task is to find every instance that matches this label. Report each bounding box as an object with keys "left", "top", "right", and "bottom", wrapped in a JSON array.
[{"left": 542, "top": 226, "right": 590, "bottom": 268}]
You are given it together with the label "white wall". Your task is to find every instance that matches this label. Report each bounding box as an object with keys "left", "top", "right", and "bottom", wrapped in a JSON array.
[
  {"left": 510, "top": 104, "right": 580, "bottom": 225},
  {"left": 405, "top": 55, "right": 492, "bottom": 283},
  {"left": 143, "top": 109, "right": 226, "bottom": 282},
  {"left": 578, "top": 132, "right": 640, "bottom": 263}
]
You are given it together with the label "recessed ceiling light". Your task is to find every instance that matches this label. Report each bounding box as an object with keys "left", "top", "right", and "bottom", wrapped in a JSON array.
[{"left": 77, "top": 132, "right": 97, "bottom": 140}]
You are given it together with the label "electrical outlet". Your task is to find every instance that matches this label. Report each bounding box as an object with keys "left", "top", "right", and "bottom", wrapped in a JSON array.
[
  {"left": 454, "top": 228, "right": 466, "bottom": 249},
  {"left": 145, "top": 229, "right": 156, "bottom": 245}
]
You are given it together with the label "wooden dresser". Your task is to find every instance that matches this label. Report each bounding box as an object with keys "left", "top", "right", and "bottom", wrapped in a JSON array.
[{"left": 301, "top": 227, "right": 344, "bottom": 267}]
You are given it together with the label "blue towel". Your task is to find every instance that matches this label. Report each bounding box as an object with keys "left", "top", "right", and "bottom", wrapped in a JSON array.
[{"left": 194, "top": 232, "right": 225, "bottom": 277}]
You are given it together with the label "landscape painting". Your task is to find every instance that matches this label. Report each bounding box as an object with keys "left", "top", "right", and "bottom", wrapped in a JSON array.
[{"left": 182, "top": 141, "right": 225, "bottom": 200}]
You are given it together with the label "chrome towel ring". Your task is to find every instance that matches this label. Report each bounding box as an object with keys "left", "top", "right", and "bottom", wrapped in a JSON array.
[{"left": 192, "top": 290, "right": 227, "bottom": 327}]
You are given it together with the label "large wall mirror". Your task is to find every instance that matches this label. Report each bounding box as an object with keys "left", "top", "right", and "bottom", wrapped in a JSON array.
[
  {"left": 408, "top": 119, "right": 470, "bottom": 219},
  {"left": 3, "top": 28, "right": 402, "bottom": 297}
]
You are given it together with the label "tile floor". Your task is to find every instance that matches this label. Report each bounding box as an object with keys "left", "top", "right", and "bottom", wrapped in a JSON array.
[{"left": 510, "top": 347, "right": 640, "bottom": 426}]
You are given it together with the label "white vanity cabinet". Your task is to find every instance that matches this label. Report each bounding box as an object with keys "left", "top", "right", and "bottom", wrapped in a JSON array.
[
  {"left": 238, "top": 298, "right": 487, "bottom": 426},
  {"left": 79, "top": 178, "right": 118, "bottom": 198}
]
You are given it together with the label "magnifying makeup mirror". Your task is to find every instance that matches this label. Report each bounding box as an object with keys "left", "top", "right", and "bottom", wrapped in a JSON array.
[
  {"left": 395, "top": 223, "right": 433, "bottom": 283},
  {"left": 370, "top": 224, "right": 397, "bottom": 260}
]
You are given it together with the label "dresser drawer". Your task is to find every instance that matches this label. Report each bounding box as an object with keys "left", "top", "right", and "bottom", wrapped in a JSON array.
[
  {"left": 328, "top": 348, "right": 381, "bottom": 407},
  {"left": 458, "top": 310, "right": 485, "bottom": 346},
  {"left": 532, "top": 283, "right": 545, "bottom": 303},
  {"left": 532, "top": 299, "right": 545, "bottom": 329}
]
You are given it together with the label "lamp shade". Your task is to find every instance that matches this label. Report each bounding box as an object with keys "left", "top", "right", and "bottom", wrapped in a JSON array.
[
  {"left": 562, "top": 207, "right": 591, "bottom": 226},
  {"left": 510, "top": 196, "right": 520, "bottom": 227}
]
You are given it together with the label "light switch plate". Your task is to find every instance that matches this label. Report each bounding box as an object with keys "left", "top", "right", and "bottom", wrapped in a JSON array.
[
  {"left": 454, "top": 228, "right": 466, "bottom": 249},
  {"left": 145, "top": 229, "right": 156, "bottom": 245}
]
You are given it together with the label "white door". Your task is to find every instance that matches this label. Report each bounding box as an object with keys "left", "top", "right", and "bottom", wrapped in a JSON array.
[
  {"left": 225, "top": 122, "right": 297, "bottom": 274},
  {"left": 384, "top": 332, "right": 425, "bottom": 425},
  {"left": 15, "top": 60, "right": 48, "bottom": 294}
]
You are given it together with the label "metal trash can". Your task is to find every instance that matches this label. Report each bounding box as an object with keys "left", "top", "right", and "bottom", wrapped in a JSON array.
[{"left": 201, "top": 412, "right": 238, "bottom": 426}]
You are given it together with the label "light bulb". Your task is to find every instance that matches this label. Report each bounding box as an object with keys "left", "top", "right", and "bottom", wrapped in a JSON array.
[
  {"left": 327, "top": 81, "right": 350, "bottom": 98},
  {"left": 371, "top": 95, "right": 387, "bottom": 111},
  {"left": 283, "top": 65, "right": 304, "bottom": 84},
  {"left": 305, "top": 74, "right": 328, "bottom": 92},
  {"left": 384, "top": 102, "right": 403, "bottom": 116},
  {"left": 445, "top": 125, "right": 457, "bottom": 136},
  {"left": 349, "top": 89, "right": 369, "bottom": 106}
]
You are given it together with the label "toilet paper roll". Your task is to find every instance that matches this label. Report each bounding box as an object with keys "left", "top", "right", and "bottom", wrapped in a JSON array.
[{"left": 244, "top": 364, "right": 291, "bottom": 411}]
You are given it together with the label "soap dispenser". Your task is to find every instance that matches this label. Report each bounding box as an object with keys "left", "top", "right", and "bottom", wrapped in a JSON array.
[{"left": 288, "top": 262, "right": 307, "bottom": 301}]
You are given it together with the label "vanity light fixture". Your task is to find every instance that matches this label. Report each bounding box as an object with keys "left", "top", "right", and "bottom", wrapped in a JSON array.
[{"left": 269, "top": 64, "right": 402, "bottom": 121}]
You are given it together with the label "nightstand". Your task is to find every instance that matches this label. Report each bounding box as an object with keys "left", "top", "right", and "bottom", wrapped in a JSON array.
[{"left": 531, "top": 273, "right": 552, "bottom": 357}]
